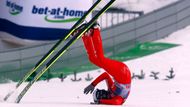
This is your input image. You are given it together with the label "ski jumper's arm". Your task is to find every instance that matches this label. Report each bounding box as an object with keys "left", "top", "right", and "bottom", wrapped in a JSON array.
[{"left": 91, "top": 72, "right": 114, "bottom": 89}]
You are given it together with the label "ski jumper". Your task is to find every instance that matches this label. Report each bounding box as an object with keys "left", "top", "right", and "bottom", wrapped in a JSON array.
[{"left": 82, "top": 28, "right": 131, "bottom": 105}]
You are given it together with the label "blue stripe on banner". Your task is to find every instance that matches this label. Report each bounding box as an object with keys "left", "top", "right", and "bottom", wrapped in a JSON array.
[{"left": 0, "top": 18, "right": 69, "bottom": 40}]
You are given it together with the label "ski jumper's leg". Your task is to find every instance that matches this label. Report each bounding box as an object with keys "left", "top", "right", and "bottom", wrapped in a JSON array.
[
  {"left": 91, "top": 28, "right": 104, "bottom": 58},
  {"left": 82, "top": 28, "right": 114, "bottom": 70},
  {"left": 99, "top": 96, "right": 124, "bottom": 105},
  {"left": 82, "top": 32, "right": 104, "bottom": 68},
  {"left": 82, "top": 35, "right": 95, "bottom": 57},
  {"left": 91, "top": 28, "right": 130, "bottom": 84}
]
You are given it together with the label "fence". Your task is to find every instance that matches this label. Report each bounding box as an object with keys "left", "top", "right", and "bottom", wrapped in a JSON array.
[{"left": 1, "top": 0, "right": 190, "bottom": 82}]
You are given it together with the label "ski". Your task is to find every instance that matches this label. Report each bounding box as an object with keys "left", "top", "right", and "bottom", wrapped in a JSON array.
[
  {"left": 15, "top": 0, "right": 115, "bottom": 103},
  {"left": 16, "top": 0, "right": 101, "bottom": 89},
  {"left": 3, "top": 0, "right": 101, "bottom": 101}
]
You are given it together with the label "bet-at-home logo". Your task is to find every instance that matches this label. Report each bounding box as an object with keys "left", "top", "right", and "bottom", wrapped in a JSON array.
[
  {"left": 32, "top": 5, "right": 86, "bottom": 23},
  {"left": 6, "top": 0, "right": 23, "bottom": 15}
]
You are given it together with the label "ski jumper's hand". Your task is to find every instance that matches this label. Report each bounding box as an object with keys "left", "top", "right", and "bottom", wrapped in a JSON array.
[{"left": 84, "top": 84, "right": 95, "bottom": 94}]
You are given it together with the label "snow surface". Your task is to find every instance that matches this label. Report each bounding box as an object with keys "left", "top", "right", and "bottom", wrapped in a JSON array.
[{"left": 1, "top": 0, "right": 189, "bottom": 107}]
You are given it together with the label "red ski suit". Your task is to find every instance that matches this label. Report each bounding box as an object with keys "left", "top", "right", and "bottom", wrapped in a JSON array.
[{"left": 82, "top": 28, "right": 131, "bottom": 105}]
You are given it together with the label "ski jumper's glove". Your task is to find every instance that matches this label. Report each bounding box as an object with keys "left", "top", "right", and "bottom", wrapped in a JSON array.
[{"left": 84, "top": 84, "right": 95, "bottom": 94}]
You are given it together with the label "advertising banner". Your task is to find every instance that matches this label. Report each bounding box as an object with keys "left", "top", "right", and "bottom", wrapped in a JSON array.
[{"left": 0, "top": 0, "right": 92, "bottom": 40}]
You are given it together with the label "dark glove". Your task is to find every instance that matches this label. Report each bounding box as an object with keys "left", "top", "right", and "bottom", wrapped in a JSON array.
[{"left": 84, "top": 84, "right": 95, "bottom": 94}]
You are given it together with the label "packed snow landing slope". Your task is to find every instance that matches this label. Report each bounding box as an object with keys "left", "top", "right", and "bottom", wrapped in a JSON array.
[
  {"left": 1, "top": 26, "right": 190, "bottom": 107},
  {"left": 125, "top": 26, "right": 190, "bottom": 107}
]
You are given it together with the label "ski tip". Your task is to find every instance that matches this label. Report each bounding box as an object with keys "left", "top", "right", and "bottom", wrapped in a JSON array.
[{"left": 3, "top": 91, "right": 14, "bottom": 101}]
